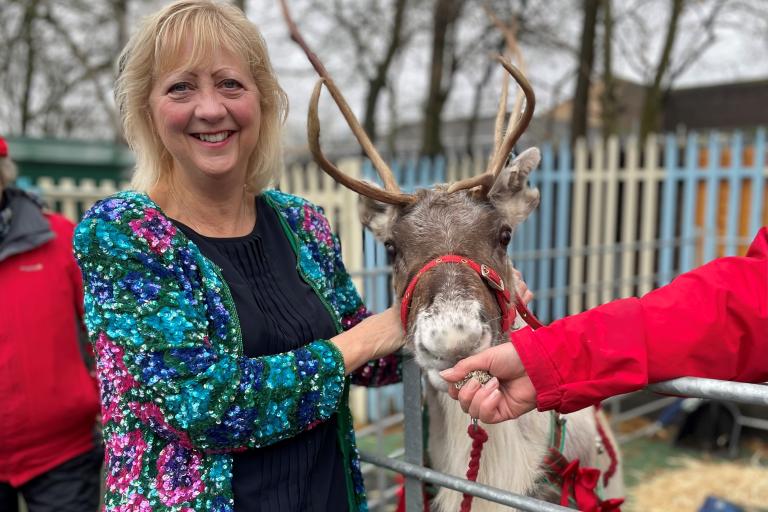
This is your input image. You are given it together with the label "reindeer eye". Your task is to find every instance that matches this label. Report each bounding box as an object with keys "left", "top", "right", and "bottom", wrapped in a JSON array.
[
  {"left": 384, "top": 240, "right": 397, "bottom": 261},
  {"left": 499, "top": 227, "right": 512, "bottom": 247}
]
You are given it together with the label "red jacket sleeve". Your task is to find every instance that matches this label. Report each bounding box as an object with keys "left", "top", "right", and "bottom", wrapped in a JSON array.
[{"left": 511, "top": 227, "right": 768, "bottom": 414}]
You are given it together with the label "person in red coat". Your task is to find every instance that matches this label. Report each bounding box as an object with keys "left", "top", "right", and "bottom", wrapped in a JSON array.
[
  {"left": 0, "top": 136, "right": 102, "bottom": 512},
  {"left": 440, "top": 227, "right": 768, "bottom": 423}
]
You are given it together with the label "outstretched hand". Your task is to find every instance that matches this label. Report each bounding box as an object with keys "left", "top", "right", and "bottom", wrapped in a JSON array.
[{"left": 439, "top": 342, "right": 537, "bottom": 424}]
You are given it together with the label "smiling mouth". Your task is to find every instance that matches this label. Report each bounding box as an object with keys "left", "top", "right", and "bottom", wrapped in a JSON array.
[{"left": 192, "top": 131, "right": 233, "bottom": 143}]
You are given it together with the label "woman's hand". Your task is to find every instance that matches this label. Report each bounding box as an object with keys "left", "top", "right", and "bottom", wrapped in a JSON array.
[
  {"left": 439, "top": 342, "right": 537, "bottom": 424},
  {"left": 331, "top": 307, "right": 404, "bottom": 374}
]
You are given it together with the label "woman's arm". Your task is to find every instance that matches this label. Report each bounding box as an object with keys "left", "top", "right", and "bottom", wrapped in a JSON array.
[{"left": 324, "top": 217, "right": 404, "bottom": 387}]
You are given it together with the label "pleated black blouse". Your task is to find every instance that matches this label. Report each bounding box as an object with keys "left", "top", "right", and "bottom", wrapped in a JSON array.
[{"left": 172, "top": 195, "right": 349, "bottom": 512}]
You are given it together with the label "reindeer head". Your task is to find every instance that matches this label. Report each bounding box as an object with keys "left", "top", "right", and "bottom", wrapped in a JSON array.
[
  {"left": 358, "top": 149, "right": 539, "bottom": 388},
  {"left": 281, "top": 1, "right": 540, "bottom": 390}
]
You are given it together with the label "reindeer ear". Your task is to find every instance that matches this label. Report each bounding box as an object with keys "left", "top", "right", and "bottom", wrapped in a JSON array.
[
  {"left": 358, "top": 183, "right": 396, "bottom": 241},
  {"left": 488, "top": 147, "right": 541, "bottom": 226}
]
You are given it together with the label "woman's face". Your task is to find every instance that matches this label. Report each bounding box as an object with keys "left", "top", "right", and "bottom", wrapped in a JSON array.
[{"left": 149, "top": 46, "right": 261, "bottom": 186}]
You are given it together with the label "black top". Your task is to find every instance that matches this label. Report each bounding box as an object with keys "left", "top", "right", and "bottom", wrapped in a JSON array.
[{"left": 173, "top": 196, "right": 349, "bottom": 512}]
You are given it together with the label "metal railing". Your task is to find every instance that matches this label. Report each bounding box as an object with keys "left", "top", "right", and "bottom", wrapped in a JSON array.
[{"left": 359, "top": 357, "right": 768, "bottom": 511}]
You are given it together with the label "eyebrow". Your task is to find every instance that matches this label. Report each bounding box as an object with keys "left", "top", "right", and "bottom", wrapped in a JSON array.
[
  {"left": 213, "top": 67, "right": 246, "bottom": 76},
  {"left": 164, "top": 67, "right": 244, "bottom": 79}
]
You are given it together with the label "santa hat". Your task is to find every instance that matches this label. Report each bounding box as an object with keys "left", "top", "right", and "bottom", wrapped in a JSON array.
[{"left": 0, "top": 136, "right": 7, "bottom": 158}]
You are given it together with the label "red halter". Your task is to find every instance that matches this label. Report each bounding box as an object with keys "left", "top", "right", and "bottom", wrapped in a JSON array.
[
  {"left": 396, "top": 255, "right": 551, "bottom": 512},
  {"left": 399, "top": 254, "right": 543, "bottom": 333}
]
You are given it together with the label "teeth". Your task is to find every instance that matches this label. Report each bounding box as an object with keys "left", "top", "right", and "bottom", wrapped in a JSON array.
[{"left": 197, "top": 132, "right": 229, "bottom": 143}]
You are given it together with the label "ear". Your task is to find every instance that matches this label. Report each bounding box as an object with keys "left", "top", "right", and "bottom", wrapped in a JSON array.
[
  {"left": 488, "top": 147, "right": 541, "bottom": 226},
  {"left": 358, "top": 184, "right": 396, "bottom": 242}
]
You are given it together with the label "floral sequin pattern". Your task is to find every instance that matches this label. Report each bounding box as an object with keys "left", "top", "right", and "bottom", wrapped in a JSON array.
[
  {"left": 120, "top": 271, "right": 161, "bottom": 304},
  {"left": 156, "top": 444, "right": 205, "bottom": 506},
  {"left": 129, "top": 207, "right": 176, "bottom": 254},
  {"left": 302, "top": 204, "right": 334, "bottom": 248},
  {"left": 108, "top": 493, "right": 153, "bottom": 512},
  {"left": 129, "top": 402, "right": 193, "bottom": 448},
  {"left": 96, "top": 333, "right": 138, "bottom": 423},
  {"left": 84, "top": 196, "right": 130, "bottom": 222},
  {"left": 106, "top": 430, "right": 147, "bottom": 493}
]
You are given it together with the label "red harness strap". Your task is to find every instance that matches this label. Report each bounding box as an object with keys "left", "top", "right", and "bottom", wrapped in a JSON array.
[
  {"left": 594, "top": 403, "right": 619, "bottom": 487},
  {"left": 400, "top": 255, "right": 534, "bottom": 333}
]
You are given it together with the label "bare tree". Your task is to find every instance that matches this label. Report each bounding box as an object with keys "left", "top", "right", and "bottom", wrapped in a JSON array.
[
  {"left": 362, "top": 0, "right": 409, "bottom": 147},
  {"left": 421, "top": 0, "right": 465, "bottom": 157},
  {"left": 465, "top": 43, "right": 503, "bottom": 156},
  {"left": 0, "top": 0, "right": 138, "bottom": 138},
  {"left": 638, "top": 0, "right": 684, "bottom": 141},
  {"left": 570, "top": 0, "right": 599, "bottom": 146},
  {"left": 464, "top": 4, "right": 521, "bottom": 156},
  {"left": 609, "top": 0, "right": 738, "bottom": 140},
  {"left": 113, "top": 0, "right": 129, "bottom": 53},
  {"left": 600, "top": 0, "right": 619, "bottom": 138},
  {"left": 19, "top": 1, "right": 40, "bottom": 135},
  {"left": 329, "top": 0, "right": 412, "bottom": 146},
  {"left": 303, "top": 0, "right": 417, "bottom": 152}
]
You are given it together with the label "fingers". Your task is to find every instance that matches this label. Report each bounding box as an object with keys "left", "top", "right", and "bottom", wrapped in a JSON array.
[
  {"left": 451, "top": 373, "right": 536, "bottom": 424},
  {"left": 441, "top": 343, "right": 526, "bottom": 386},
  {"left": 476, "top": 390, "right": 504, "bottom": 424},
  {"left": 457, "top": 378, "right": 509, "bottom": 424},
  {"left": 456, "top": 377, "right": 497, "bottom": 413},
  {"left": 447, "top": 381, "right": 460, "bottom": 400},
  {"left": 467, "top": 378, "right": 498, "bottom": 419},
  {"left": 456, "top": 379, "right": 481, "bottom": 413},
  {"left": 439, "top": 351, "right": 490, "bottom": 383}
]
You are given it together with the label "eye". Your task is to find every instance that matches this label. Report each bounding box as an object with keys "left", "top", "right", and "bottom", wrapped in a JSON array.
[
  {"left": 168, "top": 82, "right": 192, "bottom": 94},
  {"left": 220, "top": 78, "right": 242, "bottom": 90},
  {"left": 384, "top": 240, "right": 397, "bottom": 262},
  {"left": 499, "top": 227, "right": 512, "bottom": 248}
]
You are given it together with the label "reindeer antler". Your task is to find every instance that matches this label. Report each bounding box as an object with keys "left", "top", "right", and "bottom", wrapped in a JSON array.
[
  {"left": 280, "top": 0, "right": 415, "bottom": 206},
  {"left": 447, "top": 9, "right": 535, "bottom": 196}
]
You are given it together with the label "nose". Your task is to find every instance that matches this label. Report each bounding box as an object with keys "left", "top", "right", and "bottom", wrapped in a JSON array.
[{"left": 194, "top": 88, "right": 227, "bottom": 123}]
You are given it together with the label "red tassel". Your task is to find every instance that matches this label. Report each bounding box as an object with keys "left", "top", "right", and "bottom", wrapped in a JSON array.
[{"left": 459, "top": 423, "right": 489, "bottom": 512}]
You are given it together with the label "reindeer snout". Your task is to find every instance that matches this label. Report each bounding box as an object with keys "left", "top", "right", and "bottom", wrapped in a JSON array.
[
  {"left": 422, "top": 322, "right": 483, "bottom": 359},
  {"left": 412, "top": 300, "right": 492, "bottom": 370}
]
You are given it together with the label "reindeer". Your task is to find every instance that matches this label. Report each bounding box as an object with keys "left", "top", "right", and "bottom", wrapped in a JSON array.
[{"left": 281, "top": 3, "right": 624, "bottom": 510}]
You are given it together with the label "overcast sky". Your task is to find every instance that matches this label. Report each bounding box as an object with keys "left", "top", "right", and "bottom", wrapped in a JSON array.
[
  {"left": 86, "top": 0, "right": 768, "bottom": 147},
  {"left": 257, "top": 1, "right": 768, "bottom": 147}
]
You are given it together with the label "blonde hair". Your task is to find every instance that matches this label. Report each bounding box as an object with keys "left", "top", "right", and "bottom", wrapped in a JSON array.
[
  {"left": 0, "top": 157, "right": 17, "bottom": 188},
  {"left": 115, "top": 0, "right": 288, "bottom": 193}
]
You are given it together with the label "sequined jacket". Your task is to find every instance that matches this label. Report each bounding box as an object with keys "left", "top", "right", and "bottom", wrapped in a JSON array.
[{"left": 74, "top": 190, "right": 401, "bottom": 512}]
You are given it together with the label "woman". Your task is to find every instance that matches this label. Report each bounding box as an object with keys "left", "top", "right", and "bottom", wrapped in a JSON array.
[
  {"left": 0, "top": 136, "right": 102, "bottom": 512},
  {"left": 74, "top": 2, "right": 403, "bottom": 511}
]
